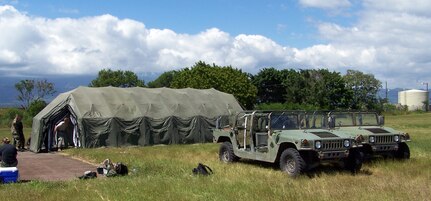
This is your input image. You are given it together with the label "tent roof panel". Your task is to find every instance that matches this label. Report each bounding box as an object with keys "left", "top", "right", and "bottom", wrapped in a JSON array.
[{"left": 39, "top": 86, "right": 242, "bottom": 120}]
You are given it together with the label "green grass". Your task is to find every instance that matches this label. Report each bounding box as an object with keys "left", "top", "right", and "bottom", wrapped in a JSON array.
[{"left": 1, "top": 113, "right": 431, "bottom": 200}]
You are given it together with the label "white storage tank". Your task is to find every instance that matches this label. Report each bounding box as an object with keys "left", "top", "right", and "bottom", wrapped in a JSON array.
[{"left": 398, "top": 89, "right": 429, "bottom": 111}]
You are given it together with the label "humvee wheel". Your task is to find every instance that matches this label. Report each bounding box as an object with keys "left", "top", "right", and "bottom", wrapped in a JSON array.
[
  {"left": 219, "top": 142, "right": 238, "bottom": 162},
  {"left": 394, "top": 142, "right": 410, "bottom": 159},
  {"left": 345, "top": 149, "right": 363, "bottom": 174},
  {"left": 279, "top": 148, "right": 305, "bottom": 177}
]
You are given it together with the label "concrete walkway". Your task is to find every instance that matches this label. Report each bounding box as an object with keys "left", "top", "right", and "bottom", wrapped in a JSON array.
[{"left": 17, "top": 151, "right": 98, "bottom": 181}]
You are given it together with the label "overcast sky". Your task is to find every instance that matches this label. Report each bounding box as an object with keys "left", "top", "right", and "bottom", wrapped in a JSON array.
[{"left": 0, "top": 0, "right": 430, "bottom": 89}]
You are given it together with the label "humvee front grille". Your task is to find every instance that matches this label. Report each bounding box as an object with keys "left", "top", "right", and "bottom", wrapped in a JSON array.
[
  {"left": 321, "top": 140, "right": 344, "bottom": 150},
  {"left": 375, "top": 135, "right": 394, "bottom": 144}
]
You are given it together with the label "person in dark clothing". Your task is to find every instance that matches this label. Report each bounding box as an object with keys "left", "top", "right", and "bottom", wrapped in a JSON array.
[
  {"left": 0, "top": 137, "right": 18, "bottom": 167},
  {"left": 11, "top": 114, "right": 25, "bottom": 151}
]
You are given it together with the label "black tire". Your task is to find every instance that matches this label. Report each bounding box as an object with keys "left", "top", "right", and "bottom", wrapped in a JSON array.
[
  {"left": 345, "top": 149, "right": 364, "bottom": 174},
  {"left": 219, "top": 142, "right": 239, "bottom": 162},
  {"left": 279, "top": 148, "right": 306, "bottom": 177},
  {"left": 394, "top": 142, "right": 410, "bottom": 160}
]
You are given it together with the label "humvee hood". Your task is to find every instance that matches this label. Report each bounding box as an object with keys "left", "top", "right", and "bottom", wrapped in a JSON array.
[{"left": 364, "top": 128, "right": 390, "bottom": 134}]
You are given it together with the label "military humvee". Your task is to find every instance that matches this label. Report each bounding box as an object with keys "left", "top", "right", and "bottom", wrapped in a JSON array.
[
  {"left": 326, "top": 111, "right": 411, "bottom": 159},
  {"left": 213, "top": 110, "right": 364, "bottom": 177}
]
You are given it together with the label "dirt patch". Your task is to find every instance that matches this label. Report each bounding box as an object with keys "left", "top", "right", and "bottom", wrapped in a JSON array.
[{"left": 17, "top": 151, "right": 99, "bottom": 181}]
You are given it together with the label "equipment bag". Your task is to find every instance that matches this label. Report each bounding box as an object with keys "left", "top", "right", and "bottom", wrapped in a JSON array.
[
  {"left": 115, "top": 162, "right": 129, "bottom": 176},
  {"left": 192, "top": 163, "right": 213, "bottom": 176},
  {"left": 78, "top": 171, "right": 97, "bottom": 180}
]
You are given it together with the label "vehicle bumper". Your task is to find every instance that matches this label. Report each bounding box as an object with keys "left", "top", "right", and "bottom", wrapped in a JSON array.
[
  {"left": 317, "top": 150, "right": 349, "bottom": 159},
  {"left": 371, "top": 144, "right": 398, "bottom": 152}
]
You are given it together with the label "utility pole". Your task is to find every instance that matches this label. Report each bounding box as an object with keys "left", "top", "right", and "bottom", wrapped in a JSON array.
[
  {"left": 423, "top": 82, "right": 429, "bottom": 111},
  {"left": 385, "top": 81, "right": 388, "bottom": 102}
]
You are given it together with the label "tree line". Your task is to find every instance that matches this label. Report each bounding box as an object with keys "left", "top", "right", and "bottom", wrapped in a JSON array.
[
  {"left": 12, "top": 61, "right": 384, "bottom": 125},
  {"left": 89, "top": 61, "right": 383, "bottom": 110}
]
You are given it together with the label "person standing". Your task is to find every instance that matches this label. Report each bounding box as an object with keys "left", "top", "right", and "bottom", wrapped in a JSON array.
[
  {"left": 0, "top": 137, "right": 18, "bottom": 167},
  {"left": 11, "top": 114, "right": 25, "bottom": 151},
  {"left": 54, "top": 117, "right": 70, "bottom": 151}
]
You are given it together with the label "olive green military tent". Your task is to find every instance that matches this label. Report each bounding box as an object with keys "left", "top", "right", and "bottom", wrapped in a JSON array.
[{"left": 29, "top": 86, "right": 242, "bottom": 152}]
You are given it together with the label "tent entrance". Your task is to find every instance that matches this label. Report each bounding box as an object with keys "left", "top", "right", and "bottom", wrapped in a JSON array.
[{"left": 45, "top": 106, "right": 80, "bottom": 151}]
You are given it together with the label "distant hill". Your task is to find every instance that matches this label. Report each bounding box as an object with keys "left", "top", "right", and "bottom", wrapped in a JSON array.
[
  {"left": 378, "top": 88, "right": 401, "bottom": 104},
  {"left": 0, "top": 75, "right": 94, "bottom": 107},
  {"left": 0, "top": 73, "right": 159, "bottom": 108}
]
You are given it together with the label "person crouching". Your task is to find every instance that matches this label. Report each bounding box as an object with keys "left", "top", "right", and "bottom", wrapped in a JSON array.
[
  {"left": 0, "top": 137, "right": 18, "bottom": 167},
  {"left": 54, "top": 117, "right": 70, "bottom": 151}
]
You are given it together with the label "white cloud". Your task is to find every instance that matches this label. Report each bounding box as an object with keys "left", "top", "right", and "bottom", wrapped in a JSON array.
[
  {"left": 299, "top": 0, "right": 351, "bottom": 10},
  {"left": 0, "top": 5, "right": 296, "bottom": 76},
  {"left": 363, "top": 0, "right": 431, "bottom": 17},
  {"left": 1, "top": 3, "right": 431, "bottom": 88},
  {"left": 310, "top": 0, "right": 431, "bottom": 88},
  {"left": 0, "top": 49, "right": 21, "bottom": 64}
]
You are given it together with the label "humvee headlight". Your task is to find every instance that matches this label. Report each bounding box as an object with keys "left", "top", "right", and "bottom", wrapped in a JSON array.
[
  {"left": 394, "top": 135, "right": 400, "bottom": 142},
  {"left": 369, "top": 136, "right": 375, "bottom": 143},
  {"left": 343, "top": 139, "right": 350, "bottom": 148},
  {"left": 315, "top": 141, "right": 321, "bottom": 149}
]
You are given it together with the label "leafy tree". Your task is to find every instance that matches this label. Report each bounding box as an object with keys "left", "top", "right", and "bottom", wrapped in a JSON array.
[
  {"left": 15, "top": 79, "right": 56, "bottom": 109},
  {"left": 282, "top": 69, "right": 350, "bottom": 109},
  {"left": 310, "top": 69, "right": 351, "bottom": 109},
  {"left": 171, "top": 61, "right": 257, "bottom": 109},
  {"left": 147, "top": 70, "right": 178, "bottom": 88},
  {"left": 251, "top": 68, "right": 286, "bottom": 103},
  {"left": 282, "top": 69, "right": 305, "bottom": 104},
  {"left": 343, "top": 69, "right": 382, "bottom": 110},
  {"left": 89, "top": 69, "right": 145, "bottom": 87}
]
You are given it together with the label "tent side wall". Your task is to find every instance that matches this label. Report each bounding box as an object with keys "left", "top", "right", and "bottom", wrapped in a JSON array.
[{"left": 81, "top": 115, "right": 226, "bottom": 148}]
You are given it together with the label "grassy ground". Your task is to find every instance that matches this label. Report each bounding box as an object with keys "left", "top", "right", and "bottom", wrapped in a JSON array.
[{"left": 0, "top": 113, "right": 430, "bottom": 201}]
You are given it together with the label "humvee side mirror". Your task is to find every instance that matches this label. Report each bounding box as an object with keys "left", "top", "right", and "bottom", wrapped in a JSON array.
[
  {"left": 378, "top": 115, "right": 385, "bottom": 126},
  {"left": 328, "top": 116, "right": 336, "bottom": 129}
]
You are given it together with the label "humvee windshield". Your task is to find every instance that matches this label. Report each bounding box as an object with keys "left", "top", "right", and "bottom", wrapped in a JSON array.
[
  {"left": 357, "top": 113, "right": 379, "bottom": 126},
  {"left": 332, "top": 113, "right": 355, "bottom": 126},
  {"left": 332, "top": 112, "right": 379, "bottom": 126},
  {"left": 270, "top": 113, "right": 299, "bottom": 130}
]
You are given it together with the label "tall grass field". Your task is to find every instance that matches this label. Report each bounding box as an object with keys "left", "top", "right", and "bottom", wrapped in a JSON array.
[{"left": 0, "top": 113, "right": 430, "bottom": 201}]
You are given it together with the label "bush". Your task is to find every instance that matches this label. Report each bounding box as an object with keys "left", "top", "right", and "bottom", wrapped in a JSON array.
[
  {"left": 254, "top": 103, "right": 286, "bottom": 110},
  {"left": 254, "top": 102, "right": 320, "bottom": 110},
  {"left": 0, "top": 108, "right": 24, "bottom": 128},
  {"left": 283, "top": 103, "right": 320, "bottom": 110},
  {"left": 0, "top": 102, "right": 45, "bottom": 128},
  {"left": 27, "top": 100, "right": 47, "bottom": 117}
]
